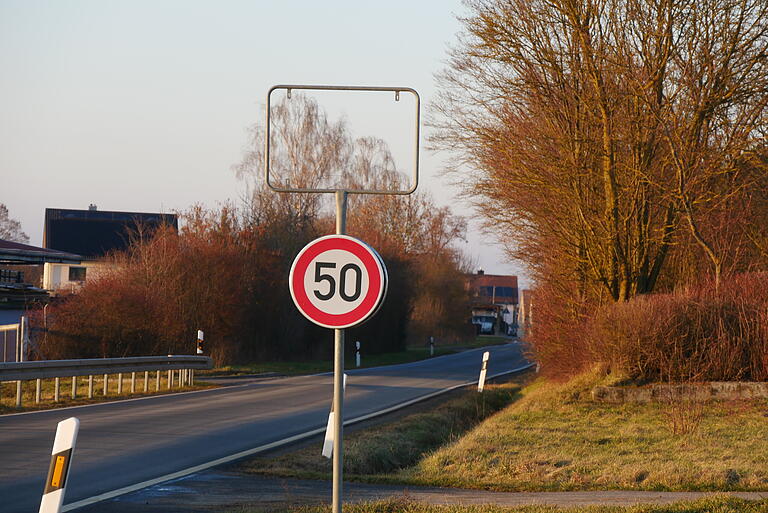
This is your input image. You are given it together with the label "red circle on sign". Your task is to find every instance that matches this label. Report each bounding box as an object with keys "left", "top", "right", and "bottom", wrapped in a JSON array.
[{"left": 289, "top": 235, "right": 387, "bottom": 329}]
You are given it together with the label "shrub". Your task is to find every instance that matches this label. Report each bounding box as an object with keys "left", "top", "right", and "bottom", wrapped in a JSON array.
[{"left": 585, "top": 273, "right": 768, "bottom": 382}]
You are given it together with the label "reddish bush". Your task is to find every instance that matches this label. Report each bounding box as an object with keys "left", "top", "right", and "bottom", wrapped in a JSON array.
[
  {"left": 526, "top": 281, "right": 593, "bottom": 381},
  {"left": 37, "top": 208, "right": 283, "bottom": 365},
  {"left": 584, "top": 273, "right": 768, "bottom": 382}
]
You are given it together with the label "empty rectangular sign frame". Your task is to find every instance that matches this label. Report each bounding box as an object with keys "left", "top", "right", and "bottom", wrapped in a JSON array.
[{"left": 264, "top": 84, "right": 420, "bottom": 195}]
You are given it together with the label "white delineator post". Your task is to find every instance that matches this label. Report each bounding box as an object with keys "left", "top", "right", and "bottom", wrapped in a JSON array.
[
  {"left": 322, "top": 373, "right": 348, "bottom": 458},
  {"left": 429, "top": 336, "right": 434, "bottom": 356},
  {"left": 39, "top": 417, "right": 80, "bottom": 513},
  {"left": 355, "top": 341, "right": 361, "bottom": 368},
  {"left": 197, "top": 330, "right": 204, "bottom": 355},
  {"left": 477, "top": 351, "right": 490, "bottom": 392}
]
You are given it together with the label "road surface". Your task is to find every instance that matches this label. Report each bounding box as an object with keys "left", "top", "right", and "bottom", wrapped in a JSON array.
[{"left": 0, "top": 342, "right": 529, "bottom": 512}]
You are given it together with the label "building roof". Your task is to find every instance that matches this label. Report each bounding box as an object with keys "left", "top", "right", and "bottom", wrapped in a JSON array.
[
  {"left": 43, "top": 208, "right": 178, "bottom": 259},
  {"left": 466, "top": 272, "right": 519, "bottom": 305},
  {"left": 0, "top": 238, "right": 83, "bottom": 265}
]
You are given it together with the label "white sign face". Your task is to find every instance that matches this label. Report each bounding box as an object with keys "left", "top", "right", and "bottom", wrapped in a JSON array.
[{"left": 289, "top": 235, "right": 387, "bottom": 329}]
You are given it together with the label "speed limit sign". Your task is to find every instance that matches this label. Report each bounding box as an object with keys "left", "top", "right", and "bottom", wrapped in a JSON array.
[{"left": 289, "top": 235, "right": 388, "bottom": 329}]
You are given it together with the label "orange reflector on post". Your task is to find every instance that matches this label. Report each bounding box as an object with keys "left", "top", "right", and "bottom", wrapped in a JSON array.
[{"left": 51, "top": 455, "right": 66, "bottom": 487}]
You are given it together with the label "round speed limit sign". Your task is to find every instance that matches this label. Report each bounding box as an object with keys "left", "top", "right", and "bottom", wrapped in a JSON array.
[{"left": 289, "top": 235, "right": 388, "bottom": 329}]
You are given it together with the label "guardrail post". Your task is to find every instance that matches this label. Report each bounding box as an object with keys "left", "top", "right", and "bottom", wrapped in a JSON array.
[
  {"left": 0, "top": 356, "right": 212, "bottom": 401},
  {"left": 16, "top": 380, "right": 22, "bottom": 408}
]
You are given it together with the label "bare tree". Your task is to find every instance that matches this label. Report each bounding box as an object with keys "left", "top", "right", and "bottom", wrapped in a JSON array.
[
  {"left": 0, "top": 204, "right": 30, "bottom": 243},
  {"left": 432, "top": 0, "right": 768, "bottom": 300}
]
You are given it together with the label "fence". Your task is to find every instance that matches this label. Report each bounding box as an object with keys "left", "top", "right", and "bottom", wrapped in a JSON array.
[{"left": 0, "top": 355, "right": 212, "bottom": 409}]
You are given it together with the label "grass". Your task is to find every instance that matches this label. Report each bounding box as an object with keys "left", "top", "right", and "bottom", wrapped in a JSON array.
[
  {"left": 206, "top": 337, "right": 513, "bottom": 377},
  {"left": 0, "top": 371, "right": 213, "bottom": 414},
  {"left": 403, "top": 369, "right": 768, "bottom": 492},
  {"left": 240, "top": 368, "right": 768, "bottom": 492},
  {"left": 239, "top": 373, "right": 532, "bottom": 480},
  {"left": 229, "top": 496, "right": 768, "bottom": 513}
]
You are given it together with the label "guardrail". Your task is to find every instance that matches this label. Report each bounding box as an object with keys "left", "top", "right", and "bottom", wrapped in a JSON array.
[{"left": 0, "top": 355, "right": 212, "bottom": 409}]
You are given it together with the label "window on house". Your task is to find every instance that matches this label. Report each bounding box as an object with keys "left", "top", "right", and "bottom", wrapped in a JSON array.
[
  {"left": 479, "top": 286, "right": 494, "bottom": 296},
  {"left": 68, "top": 266, "right": 87, "bottom": 282}
]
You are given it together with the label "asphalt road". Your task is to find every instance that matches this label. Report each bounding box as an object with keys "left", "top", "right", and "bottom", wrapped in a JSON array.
[{"left": 0, "top": 342, "right": 529, "bottom": 513}]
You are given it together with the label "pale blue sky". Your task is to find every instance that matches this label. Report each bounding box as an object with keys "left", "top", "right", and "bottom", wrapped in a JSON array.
[{"left": 0, "top": 0, "right": 528, "bottom": 284}]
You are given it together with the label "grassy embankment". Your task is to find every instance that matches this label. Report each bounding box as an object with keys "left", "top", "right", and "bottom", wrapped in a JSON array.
[
  {"left": 205, "top": 336, "right": 511, "bottom": 377},
  {"left": 235, "top": 496, "right": 768, "bottom": 513},
  {"left": 242, "top": 369, "right": 768, "bottom": 492},
  {"left": 0, "top": 373, "right": 212, "bottom": 414}
]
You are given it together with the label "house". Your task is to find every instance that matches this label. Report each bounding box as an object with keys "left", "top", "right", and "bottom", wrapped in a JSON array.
[
  {"left": 0, "top": 238, "right": 82, "bottom": 309},
  {"left": 466, "top": 269, "right": 519, "bottom": 336},
  {"left": 42, "top": 206, "right": 177, "bottom": 291}
]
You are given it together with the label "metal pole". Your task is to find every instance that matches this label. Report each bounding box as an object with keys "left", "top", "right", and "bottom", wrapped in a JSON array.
[{"left": 332, "top": 190, "right": 347, "bottom": 513}]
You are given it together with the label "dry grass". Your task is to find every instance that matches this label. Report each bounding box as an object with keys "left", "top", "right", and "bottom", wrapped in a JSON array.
[
  {"left": 230, "top": 496, "right": 768, "bottom": 513},
  {"left": 237, "top": 369, "right": 768, "bottom": 492},
  {"left": 239, "top": 374, "right": 532, "bottom": 480},
  {"left": 404, "top": 370, "right": 768, "bottom": 491}
]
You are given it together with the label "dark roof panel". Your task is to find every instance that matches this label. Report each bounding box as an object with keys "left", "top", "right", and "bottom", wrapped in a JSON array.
[{"left": 43, "top": 208, "right": 177, "bottom": 259}]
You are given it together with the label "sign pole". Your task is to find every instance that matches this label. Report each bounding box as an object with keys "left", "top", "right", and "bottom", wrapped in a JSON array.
[{"left": 332, "top": 190, "right": 347, "bottom": 513}]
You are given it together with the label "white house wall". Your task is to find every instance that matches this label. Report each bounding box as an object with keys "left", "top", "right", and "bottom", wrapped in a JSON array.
[{"left": 43, "top": 261, "right": 112, "bottom": 292}]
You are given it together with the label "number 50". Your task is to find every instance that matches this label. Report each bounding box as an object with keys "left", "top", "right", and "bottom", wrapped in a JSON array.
[{"left": 314, "top": 262, "right": 363, "bottom": 302}]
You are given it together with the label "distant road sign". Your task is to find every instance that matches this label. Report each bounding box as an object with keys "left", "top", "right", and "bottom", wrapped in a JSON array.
[{"left": 289, "top": 235, "right": 387, "bottom": 329}]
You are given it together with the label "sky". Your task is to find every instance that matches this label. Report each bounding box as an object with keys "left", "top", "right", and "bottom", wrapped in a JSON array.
[{"left": 0, "top": 0, "right": 529, "bottom": 286}]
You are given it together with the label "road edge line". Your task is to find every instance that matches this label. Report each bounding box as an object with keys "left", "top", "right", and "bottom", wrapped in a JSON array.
[{"left": 62, "top": 362, "right": 534, "bottom": 511}]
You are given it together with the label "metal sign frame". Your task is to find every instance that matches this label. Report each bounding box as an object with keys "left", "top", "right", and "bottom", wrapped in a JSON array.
[
  {"left": 264, "top": 84, "right": 419, "bottom": 513},
  {"left": 264, "top": 84, "right": 420, "bottom": 195}
]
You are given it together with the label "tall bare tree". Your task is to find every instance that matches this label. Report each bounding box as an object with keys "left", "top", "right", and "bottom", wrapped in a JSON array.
[{"left": 432, "top": 0, "right": 768, "bottom": 301}]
